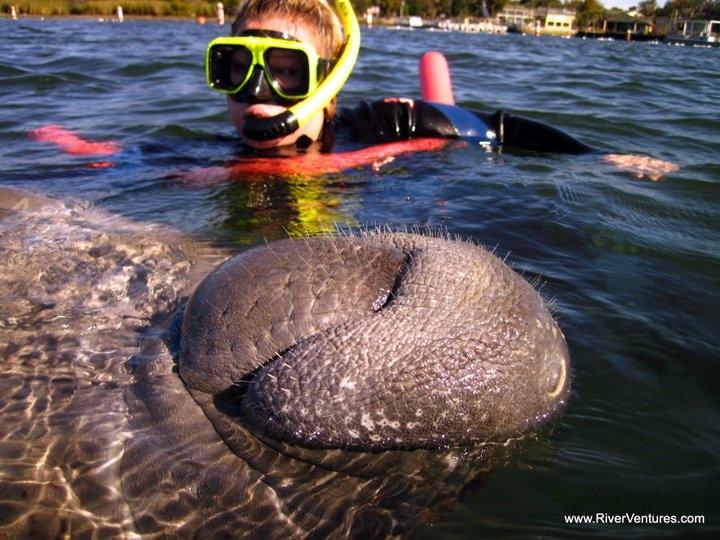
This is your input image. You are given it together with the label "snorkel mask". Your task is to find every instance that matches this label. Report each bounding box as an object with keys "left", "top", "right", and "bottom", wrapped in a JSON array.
[
  {"left": 206, "top": 30, "right": 331, "bottom": 104},
  {"left": 205, "top": 0, "right": 360, "bottom": 142}
]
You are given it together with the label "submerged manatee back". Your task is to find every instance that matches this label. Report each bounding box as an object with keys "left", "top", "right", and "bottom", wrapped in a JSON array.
[
  {"left": 0, "top": 189, "right": 197, "bottom": 537},
  {"left": 1, "top": 199, "right": 570, "bottom": 538},
  {"left": 128, "top": 231, "right": 570, "bottom": 536},
  {"left": 179, "top": 232, "right": 570, "bottom": 451}
]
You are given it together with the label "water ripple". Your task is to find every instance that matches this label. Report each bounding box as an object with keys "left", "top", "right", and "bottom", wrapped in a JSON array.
[{"left": 0, "top": 19, "right": 718, "bottom": 538}]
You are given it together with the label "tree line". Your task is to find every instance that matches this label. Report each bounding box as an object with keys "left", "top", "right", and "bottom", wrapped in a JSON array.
[
  {"left": 354, "top": 0, "right": 720, "bottom": 19},
  {"left": 3, "top": 0, "right": 719, "bottom": 19},
  {"left": 2, "top": 0, "right": 227, "bottom": 16}
]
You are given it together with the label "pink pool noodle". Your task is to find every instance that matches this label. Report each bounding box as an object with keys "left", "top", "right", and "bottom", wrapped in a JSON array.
[
  {"left": 30, "top": 125, "right": 120, "bottom": 156},
  {"left": 419, "top": 51, "right": 455, "bottom": 105}
]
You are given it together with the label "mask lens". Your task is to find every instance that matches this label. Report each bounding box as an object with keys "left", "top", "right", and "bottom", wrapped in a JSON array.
[
  {"left": 210, "top": 45, "right": 253, "bottom": 91},
  {"left": 265, "top": 48, "right": 309, "bottom": 97}
]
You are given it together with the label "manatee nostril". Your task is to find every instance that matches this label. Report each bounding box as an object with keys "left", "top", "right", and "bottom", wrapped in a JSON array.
[
  {"left": 372, "top": 252, "right": 411, "bottom": 312},
  {"left": 180, "top": 232, "right": 572, "bottom": 452},
  {"left": 541, "top": 350, "right": 568, "bottom": 399}
]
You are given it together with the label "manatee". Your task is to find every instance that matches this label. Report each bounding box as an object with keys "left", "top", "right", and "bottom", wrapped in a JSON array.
[
  {"left": 179, "top": 232, "right": 569, "bottom": 451},
  {"left": 123, "top": 231, "right": 569, "bottom": 536},
  {"left": 0, "top": 191, "right": 570, "bottom": 538},
  {"left": 0, "top": 185, "right": 59, "bottom": 218}
]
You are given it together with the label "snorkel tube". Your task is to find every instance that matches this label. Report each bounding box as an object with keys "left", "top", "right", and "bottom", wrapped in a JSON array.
[{"left": 242, "top": 0, "right": 360, "bottom": 141}]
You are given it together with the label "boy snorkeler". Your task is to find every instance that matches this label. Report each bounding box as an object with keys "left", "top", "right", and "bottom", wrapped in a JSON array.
[
  {"left": 206, "top": 0, "right": 677, "bottom": 178},
  {"left": 215, "top": 0, "right": 345, "bottom": 149}
]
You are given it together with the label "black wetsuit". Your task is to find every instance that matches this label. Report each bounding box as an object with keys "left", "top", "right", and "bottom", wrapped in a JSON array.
[{"left": 331, "top": 99, "right": 594, "bottom": 154}]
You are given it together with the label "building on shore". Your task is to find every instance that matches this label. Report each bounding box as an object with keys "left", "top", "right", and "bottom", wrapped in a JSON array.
[
  {"left": 666, "top": 19, "right": 720, "bottom": 46},
  {"left": 652, "top": 16, "right": 683, "bottom": 36},
  {"left": 369, "top": 5, "right": 712, "bottom": 44},
  {"left": 436, "top": 17, "right": 507, "bottom": 34},
  {"left": 496, "top": 6, "right": 576, "bottom": 37},
  {"left": 575, "top": 9, "right": 661, "bottom": 41},
  {"left": 598, "top": 11, "right": 653, "bottom": 35}
]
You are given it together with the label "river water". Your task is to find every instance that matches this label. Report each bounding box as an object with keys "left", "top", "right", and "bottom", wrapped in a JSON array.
[{"left": 1, "top": 18, "right": 719, "bottom": 538}]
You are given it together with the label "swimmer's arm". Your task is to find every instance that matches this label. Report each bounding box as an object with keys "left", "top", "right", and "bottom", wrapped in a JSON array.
[
  {"left": 482, "top": 110, "right": 678, "bottom": 180},
  {"left": 338, "top": 101, "right": 678, "bottom": 180},
  {"left": 600, "top": 153, "right": 679, "bottom": 181},
  {"left": 336, "top": 101, "right": 412, "bottom": 142},
  {"left": 481, "top": 110, "right": 594, "bottom": 154},
  {"left": 337, "top": 100, "right": 458, "bottom": 142}
]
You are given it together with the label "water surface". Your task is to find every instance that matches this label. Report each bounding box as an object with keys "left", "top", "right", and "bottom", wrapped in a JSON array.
[{"left": 1, "top": 18, "right": 719, "bottom": 537}]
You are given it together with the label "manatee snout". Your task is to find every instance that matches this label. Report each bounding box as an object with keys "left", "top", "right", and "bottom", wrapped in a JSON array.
[{"left": 179, "top": 232, "right": 570, "bottom": 452}]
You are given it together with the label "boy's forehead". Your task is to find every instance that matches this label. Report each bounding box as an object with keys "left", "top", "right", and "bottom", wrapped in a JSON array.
[{"left": 241, "top": 16, "right": 321, "bottom": 49}]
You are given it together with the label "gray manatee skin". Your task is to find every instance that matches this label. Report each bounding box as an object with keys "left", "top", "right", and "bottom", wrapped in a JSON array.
[
  {"left": 180, "top": 232, "right": 570, "bottom": 452},
  {"left": 0, "top": 186, "right": 60, "bottom": 217},
  {"left": 0, "top": 192, "right": 570, "bottom": 538},
  {"left": 124, "top": 230, "right": 569, "bottom": 536}
]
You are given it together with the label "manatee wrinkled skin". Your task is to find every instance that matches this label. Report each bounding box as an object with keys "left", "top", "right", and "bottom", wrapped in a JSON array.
[
  {"left": 0, "top": 185, "right": 59, "bottom": 218},
  {"left": 0, "top": 191, "right": 571, "bottom": 538},
  {"left": 179, "top": 232, "right": 570, "bottom": 452}
]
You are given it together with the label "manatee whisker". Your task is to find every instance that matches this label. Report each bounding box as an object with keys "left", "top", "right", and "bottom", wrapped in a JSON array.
[{"left": 178, "top": 231, "right": 570, "bottom": 457}]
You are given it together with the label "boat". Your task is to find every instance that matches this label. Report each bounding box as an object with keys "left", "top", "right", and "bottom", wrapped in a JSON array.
[{"left": 665, "top": 20, "right": 720, "bottom": 47}]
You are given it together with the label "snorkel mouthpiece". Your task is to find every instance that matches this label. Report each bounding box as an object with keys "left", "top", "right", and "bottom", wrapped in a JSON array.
[
  {"left": 244, "top": 111, "right": 300, "bottom": 141},
  {"left": 242, "top": 0, "right": 360, "bottom": 142}
]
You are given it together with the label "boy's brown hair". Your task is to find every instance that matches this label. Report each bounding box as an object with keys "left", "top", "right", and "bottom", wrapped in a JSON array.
[{"left": 231, "top": 0, "right": 344, "bottom": 60}]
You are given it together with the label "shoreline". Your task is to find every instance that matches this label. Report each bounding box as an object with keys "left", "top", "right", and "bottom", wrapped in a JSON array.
[
  {"left": 2, "top": 14, "right": 704, "bottom": 46},
  {"left": 0, "top": 14, "right": 216, "bottom": 22}
]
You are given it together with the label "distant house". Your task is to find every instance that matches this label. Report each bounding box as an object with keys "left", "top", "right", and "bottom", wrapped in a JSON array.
[
  {"left": 653, "top": 16, "right": 682, "bottom": 36},
  {"left": 497, "top": 5, "right": 537, "bottom": 30},
  {"left": 666, "top": 19, "right": 720, "bottom": 45},
  {"left": 677, "top": 19, "right": 720, "bottom": 41},
  {"left": 544, "top": 10, "right": 576, "bottom": 36},
  {"left": 601, "top": 11, "right": 653, "bottom": 35},
  {"left": 497, "top": 6, "right": 576, "bottom": 36}
]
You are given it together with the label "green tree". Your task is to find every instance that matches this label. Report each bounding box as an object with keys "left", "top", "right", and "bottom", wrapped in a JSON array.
[
  {"left": 523, "top": 0, "right": 565, "bottom": 7},
  {"left": 451, "top": 0, "right": 469, "bottom": 15},
  {"left": 656, "top": 0, "right": 706, "bottom": 18},
  {"left": 352, "top": 0, "right": 373, "bottom": 14},
  {"left": 376, "top": 0, "right": 403, "bottom": 16},
  {"left": 438, "top": 0, "right": 454, "bottom": 16},
  {"left": 706, "top": 0, "right": 720, "bottom": 17},
  {"left": 485, "top": 0, "right": 508, "bottom": 15},
  {"left": 638, "top": 0, "right": 656, "bottom": 15},
  {"left": 575, "top": 0, "right": 606, "bottom": 29},
  {"left": 405, "top": 0, "right": 422, "bottom": 15}
]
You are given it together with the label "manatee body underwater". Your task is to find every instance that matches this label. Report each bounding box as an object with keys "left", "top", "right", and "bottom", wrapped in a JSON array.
[{"left": 0, "top": 187, "right": 570, "bottom": 538}]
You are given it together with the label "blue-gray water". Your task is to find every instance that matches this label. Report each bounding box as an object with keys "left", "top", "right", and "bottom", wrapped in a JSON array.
[{"left": 1, "top": 18, "right": 719, "bottom": 538}]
